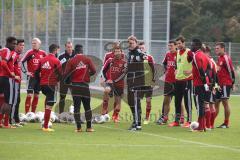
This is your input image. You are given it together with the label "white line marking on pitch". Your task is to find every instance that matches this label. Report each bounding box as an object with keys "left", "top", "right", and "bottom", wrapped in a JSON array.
[
  {"left": 0, "top": 141, "right": 234, "bottom": 148},
  {"left": 98, "top": 125, "right": 240, "bottom": 153}
]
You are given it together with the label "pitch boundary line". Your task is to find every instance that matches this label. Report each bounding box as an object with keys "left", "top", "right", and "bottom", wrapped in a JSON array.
[{"left": 98, "top": 125, "right": 240, "bottom": 153}]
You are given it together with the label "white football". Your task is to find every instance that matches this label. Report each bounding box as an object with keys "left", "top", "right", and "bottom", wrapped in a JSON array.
[
  {"left": 190, "top": 121, "right": 199, "bottom": 130},
  {"left": 19, "top": 113, "right": 27, "bottom": 122},
  {"left": 41, "top": 121, "right": 53, "bottom": 128},
  {"left": 103, "top": 114, "right": 110, "bottom": 122},
  {"left": 50, "top": 112, "right": 57, "bottom": 122},
  {"left": 94, "top": 115, "right": 105, "bottom": 124},
  {"left": 69, "top": 105, "right": 74, "bottom": 114},
  {"left": 36, "top": 112, "right": 44, "bottom": 122},
  {"left": 26, "top": 112, "right": 37, "bottom": 122}
]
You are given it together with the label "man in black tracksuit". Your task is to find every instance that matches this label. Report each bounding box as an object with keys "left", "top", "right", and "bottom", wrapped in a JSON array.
[
  {"left": 127, "top": 36, "right": 148, "bottom": 131},
  {"left": 58, "top": 41, "right": 75, "bottom": 113}
]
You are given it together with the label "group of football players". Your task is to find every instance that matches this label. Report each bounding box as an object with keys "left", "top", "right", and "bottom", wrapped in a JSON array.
[{"left": 0, "top": 34, "right": 235, "bottom": 132}]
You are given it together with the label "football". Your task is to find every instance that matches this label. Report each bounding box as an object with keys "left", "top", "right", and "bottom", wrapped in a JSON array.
[
  {"left": 190, "top": 121, "right": 199, "bottom": 130},
  {"left": 41, "top": 121, "right": 53, "bottom": 128}
]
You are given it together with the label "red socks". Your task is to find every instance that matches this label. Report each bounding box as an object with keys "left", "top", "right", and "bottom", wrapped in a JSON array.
[
  {"left": 205, "top": 108, "right": 211, "bottom": 129},
  {"left": 31, "top": 95, "right": 39, "bottom": 113},
  {"left": 43, "top": 108, "right": 51, "bottom": 128},
  {"left": 0, "top": 114, "right": 3, "bottom": 124},
  {"left": 197, "top": 117, "right": 205, "bottom": 131},
  {"left": 101, "top": 99, "right": 109, "bottom": 115},
  {"left": 25, "top": 95, "right": 32, "bottom": 113},
  {"left": 210, "top": 108, "right": 216, "bottom": 128},
  {"left": 224, "top": 119, "right": 229, "bottom": 126},
  {"left": 146, "top": 101, "right": 151, "bottom": 120},
  {"left": 3, "top": 114, "right": 9, "bottom": 126}
]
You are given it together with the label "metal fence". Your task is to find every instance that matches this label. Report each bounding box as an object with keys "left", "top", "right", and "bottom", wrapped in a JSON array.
[{"left": 1, "top": 0, "right": 240, "bottom": 93}]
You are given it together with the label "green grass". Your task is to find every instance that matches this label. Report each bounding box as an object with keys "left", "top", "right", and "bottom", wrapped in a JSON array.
[{"left": 1, "top": 94, "right": 240, "bottom": 160}]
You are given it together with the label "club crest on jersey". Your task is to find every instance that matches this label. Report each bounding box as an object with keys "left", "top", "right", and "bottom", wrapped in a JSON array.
[{"left": 42, "top": 61, "right": 51, "bottom": 69}]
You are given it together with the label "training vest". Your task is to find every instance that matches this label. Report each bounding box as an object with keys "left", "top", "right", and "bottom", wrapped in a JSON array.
[{"left": 176, "top": 48, "right": 192, "bottom": 80}]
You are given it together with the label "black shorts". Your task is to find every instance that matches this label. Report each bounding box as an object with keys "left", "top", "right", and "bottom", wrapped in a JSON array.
[
  {"left": 194, "top": 86, "right": 210, "bottom": 103},
  {"left": 71, "top": 83, "right": 90, "bottom": 98},
  {"left": 127, "top": 86, "right": 145, "bottom": 106},
  {"left": 27, "top": 76, "right": 40, "bottom": 94},
  {"left": 105, "top": 83, "right": 124, "bottom": 97},
  {"left": 164, "top": 82, "right": 175, "bottom": 96},
  {"left": 215, "top": 85, "right": 231, "bottom": 100},
  {"left": 209, "top": 92, "right": 216, "bottom": 104},
  {"left": 41, "top": 85, "right": 56, "bottom": 106},
  {"left": 0, "top": 77, "right": 14, "bottom": 105},
  {"left": 142, "top": 86, "right": 153, "bottom": 98}
]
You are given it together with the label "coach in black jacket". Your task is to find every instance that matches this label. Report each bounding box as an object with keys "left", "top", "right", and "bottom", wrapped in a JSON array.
[
  {"left": 127, "top": 36, "right": 148, "bottom": 131},
  {"left": 58, "top": 41, "right": 75, "bottom": 113}
]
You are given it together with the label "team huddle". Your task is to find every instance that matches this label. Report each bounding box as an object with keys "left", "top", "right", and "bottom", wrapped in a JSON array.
[{"left": 0, "top": 35, "right": 235, "bottom": 132}]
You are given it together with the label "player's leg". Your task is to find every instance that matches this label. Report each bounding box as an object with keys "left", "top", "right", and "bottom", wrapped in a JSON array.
[
  {"left": 182, "top": 80, "right": 192, "bottom": 128},
  {"left": 59, "top": 81, "right": 68, "bottom": 114},
  {"left": 2, "top": 78, "right": 15, "bottom": 128},
  {"left": 192, "top": 86, "right": 205, "bottom": 132},
  {"left": 144, "top": 87, "right": 152, "bottom": 124},
  {"left": 169, "top": 81, "right": 183, "bottom": 126},
  {"left": 217, "top": 85, "right": 231, "bottom": 128},
  {"left": 10, "top": 82, "right": 18, "bottom": 125},
  {"left": 41, "top": 85, "right": 55, "bottom": 132},
  {"left": 102, "top": 83, "right": 111, "bottom": 116},
  {"left": 25, "top": 77, "right": 34, "bottom": 113},
  {"left": 31, "top": 80, "right": 40, "bottom": 113},
  {"left": 14, "top": 83, "right": 21, "bottom": 126}
]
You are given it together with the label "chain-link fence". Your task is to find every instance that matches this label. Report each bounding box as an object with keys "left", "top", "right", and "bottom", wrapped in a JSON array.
[{"left": 1, "top": 0, "right": 240, "bottom": 94}]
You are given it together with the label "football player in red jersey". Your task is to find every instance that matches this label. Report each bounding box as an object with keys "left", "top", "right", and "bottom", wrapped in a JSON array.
[
  {"left": 21, "top": 38, "right": 47, "bottom": 113},
  {"left": 100, "top": 42, "right": 125, "bottom": 119},
  {"left": 214, "top": 42, "right": 235, "bottom": 128},
  {"left": 64, "top": 44, "right": 96, "bottom": 132},
  {"left": 156, "top": 40, "right": 177, "bottom": 125},
  {"left": 10, "top": 39, "right": 25, "bottom": 127},
  {"left": 190, "top": 39, "right": 211, "bottom": 132},
  {"left": 0, "top": 36, "right": 19, "bottom": 128},
  {"left": 138, "top": 42, "right": 155, "bottom": 125},
  {"left": 102, "top": 45, "right": 127, "bottom": 123},
  {"left": 202, "top": 45, "right": 217, "bottom": 130},
  {"left": 35, "top": 44, "right": 62, "bottom": 132}
]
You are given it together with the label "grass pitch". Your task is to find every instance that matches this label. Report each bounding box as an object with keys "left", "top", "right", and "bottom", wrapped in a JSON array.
[{"left": 0, "top": 93, "right": 240, "bottom": 160}]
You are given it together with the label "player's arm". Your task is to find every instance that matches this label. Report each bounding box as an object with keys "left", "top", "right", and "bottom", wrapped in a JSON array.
[
  {"left": 102, "top": 60, "right": 111, "bottom": 81},
  {"left": 54, "top": 60, "right": 62, "bottom": 81},
  {"left": 88, "top": 58, "right": 96, "bottom": 76},
  {"left": 34, "top": 61, "right": 41, "bottom": 83},
  {"left": 1, "top": 59, "right": 14, "bottom": 77},
  {"left": 223, "top": 55, "right": 235, "bottom": 85},
  {"left": 162, "top": 54, "right": 167, "bottom": 71},
  {"left": 113, "top": 63, "right": 128, "bottom": 83},
  {"left": 196, "top": 57, "right": 208, "bottom": 85},
  {"left": 21, "top": 51, "right": 32, "bottom": 74},
  {"left": 148, "top": 56, "right": 155, "bottom": 82},
  {"left": 187, "top": 50, "right": 193, "bottom": 63}
]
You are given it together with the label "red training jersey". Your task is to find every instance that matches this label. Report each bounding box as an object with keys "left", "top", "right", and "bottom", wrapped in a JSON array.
[
  {"left": 38, "top": 54, "right": 62, "bottom": 86},
  {"left": 65, "top": 54, "right": 96, "bottom": 83},
  {"left": 13, "top": 53, "right": 22, "bottom": 83},
  {"left": 192, "top": 50, "right": 210, "bottom": 86},
  {"left": 0, "top": 48, "right": 15, "bottom": 78},
  {"left": 21, "top": 49, "right": 47, "bottom": 75},
  {"left": 102, "top": 58, "right": 127, "bottom": 88},
  {"left": 217, "top": 53, "right": 234, "bottom": 86},
  {"left": 162, "top": 51, "right": 177, "bottom": 83}
]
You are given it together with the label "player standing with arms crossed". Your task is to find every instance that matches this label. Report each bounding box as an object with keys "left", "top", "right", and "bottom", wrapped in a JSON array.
[{"left": 21, "top": 38, "right": 46, "bottom": 113}]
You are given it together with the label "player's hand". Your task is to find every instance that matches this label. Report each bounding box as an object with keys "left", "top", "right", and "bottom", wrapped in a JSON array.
[
  {"left": 106, "top": 80, "right": 113, "bottom": 83},
  {"left": 15, "top": 76, "right": 21, "bottom": 81},
  {"left": 204, "top": 84, "right": 209, "bottom": 91},
  {"left": 26, "top": 72, "right": 33, "bottom": 77},
  {"left": 183, "top": 70, "right": 192, "bottom": 76},
  {"left": 11, "top": 72, "right": 15, "bottom": 77}
]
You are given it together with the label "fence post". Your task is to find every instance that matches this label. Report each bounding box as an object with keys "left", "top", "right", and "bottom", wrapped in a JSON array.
[
  {"left": 143, "top": 0, "right": 150, "bottom": 52},
  {"left": 131, "top": 2, "right": 135, "bottom": 35},
  {"left": 33, "top": 0, "right": 36, "bottom": 37},
  {"left": 58, "top": 0, "right": 61, "bottom": 46},
  {"left": 45, "top": 0, "right": 49, "bottom": 51},
  {"left": 71, "top": 0, "right": 75, "bottom": 41},
  {"left": 85, "top": 0, "right": 89, "bottom": 54},
  {"left": 11, "top": 0, "right": 14, "bottom": 36},
  {"left": 1, "top": 0, "right": 4, "bottom": 45},
  {"left": 228, "top": 42, "right": 232, "bottom": 57},
  {"left": 22, "top": 0, "right": 25, "bottom": 39},
  {"left": 100, "top": 4, "right": 103, "bottom": 59},
  {"left": 166, "top": 0, "right": 170, "bottom": 48},
  {"left": 115, "top": 3, "right": 119, "bottom": 40}
]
